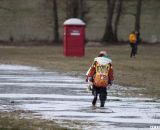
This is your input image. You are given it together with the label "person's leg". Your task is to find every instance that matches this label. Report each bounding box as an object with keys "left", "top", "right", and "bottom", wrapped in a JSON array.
[
  {"left": 135, "top": 44, "right": 138, "bottom": 54},
  {"left": 99, "top": 87, "right": 107, "bottom": 107},
  {"left": 130, "top": 44, "right": 134, "bottom": 58},
  {"left": 133, "top": 45, "right": 136, "bottom": 57},
  {"left": 92, "top": 87, "right": 98, "bottom": 106}
]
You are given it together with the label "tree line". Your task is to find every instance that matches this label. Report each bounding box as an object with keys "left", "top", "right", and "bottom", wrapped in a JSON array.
[{"left": 52, "top": 0, "right": 142, "bottom": 43}]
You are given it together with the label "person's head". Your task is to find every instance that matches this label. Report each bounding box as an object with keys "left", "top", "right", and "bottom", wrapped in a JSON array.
[
  {"left": 98, "top": 51, "right": 107, "bottom": 57},
  {"left": 135, "top": 30, "right": 140, "bottom": 35},
  {"left": 131, "top": 31, "right": 135, "bottom": 34}
]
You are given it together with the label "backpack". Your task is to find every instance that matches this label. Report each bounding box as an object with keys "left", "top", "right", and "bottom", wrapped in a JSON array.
[
  {"left": 129, "top": 33, "right": 136, "bottom": 44},
  {"left": 93, "top": 62, "right": 110, "bottom": 87}
]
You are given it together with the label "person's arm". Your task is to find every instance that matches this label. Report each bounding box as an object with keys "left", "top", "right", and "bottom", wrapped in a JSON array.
[
  {"left": 108, "top": 63, "right": 114, "bottom": 85},
  {"left": 86, "top": 61, "right": 96, "bottom": 82}
]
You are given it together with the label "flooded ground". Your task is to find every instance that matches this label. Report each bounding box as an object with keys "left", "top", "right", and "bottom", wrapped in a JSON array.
[{"left": 0, "top": 64, "right": 160, "bottom": 130}]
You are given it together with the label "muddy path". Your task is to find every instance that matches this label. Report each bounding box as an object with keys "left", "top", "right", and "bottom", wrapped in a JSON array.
[{"left": 0, "top": 64, "right": 160, "bottom": 130}]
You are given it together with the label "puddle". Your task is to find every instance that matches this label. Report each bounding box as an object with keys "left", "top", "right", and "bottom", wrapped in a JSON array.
[{"left": 0, "top": 64, "right": 160, "bottom": 130}]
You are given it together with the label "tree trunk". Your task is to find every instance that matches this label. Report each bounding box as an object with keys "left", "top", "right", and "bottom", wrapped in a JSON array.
[
  {"left": 73, "top": 1, "right": 79, "bottom": 18},
  {"left": 66, "top": 0, "right": 72, "bottom": 18},
  {"left": 114, "top": 0, "right": 123, "bottom": 42},
  {"left": 102, "top": 0, "right": 116, "bottom": 43},
  {"left": 78, "top": 0, "right": 83, "bottom": 19},
  {"left": 66, "top": 0, "right": 70, "bottom": 19},
  {"left": 66, "top": 0, "right": 79, "bottom": 18},
  {"left": 135, "top": 0, "right": 142, "bottom": 32},
  {"left": 52, "top": 0, "right": 59, "bottom": 43}
]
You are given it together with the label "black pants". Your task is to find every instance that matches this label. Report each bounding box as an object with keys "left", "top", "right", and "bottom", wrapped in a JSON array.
[
  {"left": 130, "top": 43, "right": 137, "bottom": 57},
  {"left": 92, "top": 86, "right": 107, "bottom": 107}
]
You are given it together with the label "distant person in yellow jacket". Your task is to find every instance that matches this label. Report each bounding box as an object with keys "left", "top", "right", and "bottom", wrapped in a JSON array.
[{"left": 129, "top": 31, "right": 137, "bottom": 58}]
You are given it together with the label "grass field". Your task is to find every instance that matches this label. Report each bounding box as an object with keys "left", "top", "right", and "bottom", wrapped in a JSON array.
[
  {"left": 0, "top": 43, "right": 160, "bottom": 130},
  {"left": 0, "top": 44, "right": 159, "bottom": 97},
  {"left": 0, "top": 111, "right": 69, "bottom": 130}
]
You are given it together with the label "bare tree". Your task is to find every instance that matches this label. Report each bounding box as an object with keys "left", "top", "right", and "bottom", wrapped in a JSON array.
[
  {"left": 78, "top": 0, "right": 84, "bottom": 19},
  {"left": 114, "top": 0, "right": 123, "bottom": 42},
  {"left": 135, "top": 0, "right": 142, "bottom": 33},
  {"left": 66, "top": 0, "right": 79, "bottom": 18},
  {"left": 52, "top": 0, "right": 59, "bottom": 43},
  {"left": 102, "top": 0, "right": 116, "bottom": 43},
  {"left": 65, "top": 0, "right": 88, "bottom": 21},
  {"left": 66, "top": 0, "right": 70, "bottom": 18}
]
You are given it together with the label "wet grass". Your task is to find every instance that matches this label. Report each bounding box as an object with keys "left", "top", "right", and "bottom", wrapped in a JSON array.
[
  {"left": 0, "top": 44, "right": 160, "bottom": 97},
  {"left": 0, "top": 112, "right": 70, "bottom": 130}
]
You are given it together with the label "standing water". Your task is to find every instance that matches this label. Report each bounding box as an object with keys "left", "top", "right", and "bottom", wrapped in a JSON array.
[{"left": 0, "top": 64, "right": 160, "bottom": 130}]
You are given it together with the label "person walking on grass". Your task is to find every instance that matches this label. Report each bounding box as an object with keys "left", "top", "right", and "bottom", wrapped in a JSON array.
[
  {"left": 86, "top": 51, "right": 114, "bottom": 107},
  {"left": 129, "top": 31, "right": 137, "bottom": 58}
]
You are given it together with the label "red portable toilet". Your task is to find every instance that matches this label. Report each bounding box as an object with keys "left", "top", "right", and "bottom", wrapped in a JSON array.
[{"left": 63, "top": 18, "right": 85, "bottom": 57}]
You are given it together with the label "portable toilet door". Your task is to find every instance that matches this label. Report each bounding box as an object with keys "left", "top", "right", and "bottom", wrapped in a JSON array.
[{"left": 63, "top": 18, "right": 85, "bottom": 57}]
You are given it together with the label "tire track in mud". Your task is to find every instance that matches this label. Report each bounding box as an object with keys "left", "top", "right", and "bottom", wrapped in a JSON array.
[{"left": 0, "top": 64, "right": 160, "bottom": 130}]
